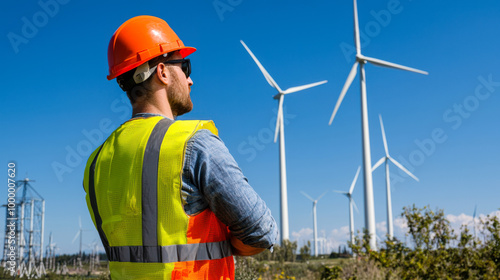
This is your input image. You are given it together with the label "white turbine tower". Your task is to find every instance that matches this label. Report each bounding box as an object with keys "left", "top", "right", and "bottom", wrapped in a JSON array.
[
  {"left": 372, "top": 115, "right": 419, "bottom": 239},
  {"left": 328, "top": 0, "right": 428, "bottom": 249},
  {"left": 300, "top": 190, "right": 329, "bottom": 257},
  {"left": 241, "top": 40, "right": 328, "bottom": 243},
  {"left": 334, "top": 166, "right": 361, "bottom": 246}
]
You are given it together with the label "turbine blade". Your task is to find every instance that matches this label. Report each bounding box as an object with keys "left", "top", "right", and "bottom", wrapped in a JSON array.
[
  {"left": 72, "top": 231, "right": 80, "bottom": 244},
  {"left": 317, "top": 190, "right": 329, "bottom": 201},
  {"left": 79, "top": 216, "right": 82, "bottom": 229},
  {"left": 389, "top": 157, "right": 419, "bottom": 182},
  {"left": 329, "top": 62, "right": 359, "bottom": 125},
  {"left": 283, "top": 80, "right": 328, "bottom": 94},
  {"left": 333, "top": 190, "right": 349, "bottom": 195},
  {"left": 351, "top": 197, "right": 359, "bottom": 213},
  {"left": 274, "top": 96, "right": 284, "bottom": 143},
  {"left": 379, "top": 115, "right": 389, "bottom": 156},
  {"left": 372, "top": 157, "right": 385, "bottom": 172},
  {"left": 353, "top": 0, "right": 361, "bottom": 55},
  {"left": 362, "top": 55, "right": 428, "bottom": 75},
  {"left": 473, "top": 205, "right": 477, "bottom": 219},
  {"left": 300, "top": 191, "right": 315, "bottom": 202},
  {"left": 349, "top": 166, "right": 361, "bottom": 194},
  {"left": 240, "top": 40, "right": 282, "bottom": 92}
]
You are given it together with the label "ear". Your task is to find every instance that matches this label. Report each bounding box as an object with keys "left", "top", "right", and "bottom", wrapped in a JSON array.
[{"left": 156, "top": 63, "right": 169, "bottom": 86}]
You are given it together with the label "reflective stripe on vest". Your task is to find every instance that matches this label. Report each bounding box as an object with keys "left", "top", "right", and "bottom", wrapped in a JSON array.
[
  {"left": 106, "top": 240, "right": 232, "bottom": 263},
  {"left": 87, "top": 145, "right": 109, "bottom": 257},
  {"left": 87, "top": 118, "right": 231, "bottom": 263},
  {"left": 141, "top": 118, "right": 174, "bottom": 246}
]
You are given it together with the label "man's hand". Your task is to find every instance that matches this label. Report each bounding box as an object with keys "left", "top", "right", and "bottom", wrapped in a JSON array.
[{"left": 230, "top": 234, "right": 266, "bottom": 256}]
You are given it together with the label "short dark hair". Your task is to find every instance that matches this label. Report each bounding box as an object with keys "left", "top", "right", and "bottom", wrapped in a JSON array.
[{"left": 117, "top": 52, "right": 174, "bottom": 104}]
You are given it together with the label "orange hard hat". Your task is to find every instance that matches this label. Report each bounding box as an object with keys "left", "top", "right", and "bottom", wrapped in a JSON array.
[{"left": 107, "top": 15, "right": 196, "bottom": 80}]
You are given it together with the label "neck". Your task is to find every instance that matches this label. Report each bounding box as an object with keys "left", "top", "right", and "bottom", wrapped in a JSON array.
[
  {"left": 131, "top": 91, "right": 174, "bottom": 119},
  {"left": 132, "top": 104, "right": 174, "bottom": 119}
]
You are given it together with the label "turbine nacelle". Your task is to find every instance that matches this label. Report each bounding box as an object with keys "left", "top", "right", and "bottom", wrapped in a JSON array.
[{"left": 355, "top": 54, "right": 366, "bottom": 63}]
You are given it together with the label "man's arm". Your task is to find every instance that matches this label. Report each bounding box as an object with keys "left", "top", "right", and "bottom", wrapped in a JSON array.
[{"left": 183, "top": 129, "right": 278, "bottom": 255}]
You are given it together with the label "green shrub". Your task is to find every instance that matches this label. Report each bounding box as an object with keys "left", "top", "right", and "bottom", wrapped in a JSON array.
[{"left": 348, "top": 205, "right": 500, "bottom": 279}]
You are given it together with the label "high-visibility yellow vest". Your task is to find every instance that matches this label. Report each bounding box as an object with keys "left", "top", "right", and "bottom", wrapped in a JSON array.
[{"left": 83, "top": 116, "right": 234, "bottom": 279}]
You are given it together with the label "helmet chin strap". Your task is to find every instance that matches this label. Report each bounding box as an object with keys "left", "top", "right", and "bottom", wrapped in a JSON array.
[
  {"left": 133, "top": 61, "right": 157, "bottom": 84},
  {"left": 133, "top": 53, "right": 169, "bottom": 84}
]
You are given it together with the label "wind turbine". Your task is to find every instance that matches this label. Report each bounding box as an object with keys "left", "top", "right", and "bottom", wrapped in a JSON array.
[
  {"left": 300, "top": 190, "right": 329, "bottom": 257},
  {"left": 72, "top": 216, "right": 87, "bottom": 259},
  {"left": 372, "top": 115, "right": 419, "bottom": 239},
  {"left": 334, "top": 166, "right": 361, "bottom": 246},
  {"left": 328, "top": 0, "right": 428, "bottom": 249},
  {"left": 241, "top": 40, "right": 328, "bottom": 243},
  {"left": 86, "top": 240, "right": 100, "bottom": 272},
  {"left": 45, "top": 232, "right": 57, "bottom": 270}
]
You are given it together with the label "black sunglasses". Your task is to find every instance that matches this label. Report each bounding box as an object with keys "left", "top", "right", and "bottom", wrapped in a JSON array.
[{"left": 162, "top": 59, "right": 191, "bottom": 78}]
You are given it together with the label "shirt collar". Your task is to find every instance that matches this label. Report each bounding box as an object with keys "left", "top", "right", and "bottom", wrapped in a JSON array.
[{"left": 132, "top": 113, "right": 174, "bottom": 121}]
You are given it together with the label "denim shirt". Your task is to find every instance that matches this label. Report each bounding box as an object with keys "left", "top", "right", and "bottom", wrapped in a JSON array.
[{"left": 133, "top": 113, "right": 278, "bottom": 249}]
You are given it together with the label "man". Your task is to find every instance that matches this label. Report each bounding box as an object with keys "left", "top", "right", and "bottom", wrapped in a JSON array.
[{"left": 83, "top": 16, "right": 277, "bottom": 279}]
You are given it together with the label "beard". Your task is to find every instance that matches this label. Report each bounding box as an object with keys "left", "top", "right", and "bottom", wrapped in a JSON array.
[{"left": 167, "top": 68, "right": 193, "bottom": 117}]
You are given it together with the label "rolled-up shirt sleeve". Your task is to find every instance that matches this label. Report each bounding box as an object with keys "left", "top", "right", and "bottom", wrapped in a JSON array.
[{"left": 182, "top": 129, "right": 278, "bottom": 249}]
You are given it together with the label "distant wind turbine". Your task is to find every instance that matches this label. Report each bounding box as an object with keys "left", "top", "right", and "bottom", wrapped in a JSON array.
[
  {"left": 241, "top": 40, "right": 328, "bottom": 243},
  {"left": 300, "top": 190, "right": 329, "bottom": 257},
  {"left": 72, "top": 216, "right": 90, "bottom": 258},
  {"left": 334, "top": 166, "right": 361, "bottom": 246},
  {"left": 46, "top": 232, "right": 58, "bottom": 270},
  {"left": 372, "top": 115, "right": 419, "bottom": 239},
  {"left": 328, "top": 0, "right": 428, "bottom": 249}
]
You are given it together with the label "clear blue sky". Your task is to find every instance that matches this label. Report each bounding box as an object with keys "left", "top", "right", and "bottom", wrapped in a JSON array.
[{"left": 1, "top": 0, "right": 499, "bottom": 254}]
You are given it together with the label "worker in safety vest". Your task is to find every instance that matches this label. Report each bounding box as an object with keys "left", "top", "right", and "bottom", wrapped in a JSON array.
[{"left": 83, "top": 15, "right": 278, "bottom": 279}]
